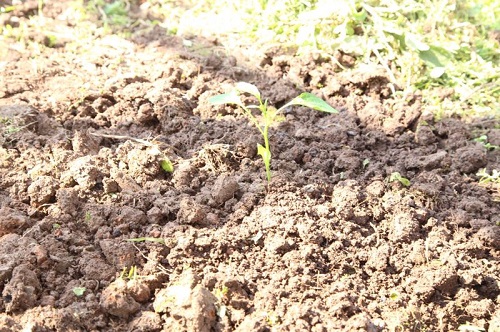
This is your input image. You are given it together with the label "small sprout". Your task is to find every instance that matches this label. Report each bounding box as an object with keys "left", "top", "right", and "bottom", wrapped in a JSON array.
[
  {"left": 362, "top": 159, "right": 370, "bottom": 169},
  {"left": 120, "top": 266, "right": 138, "bottom": 280},
  {"left": 474, "top": 135, "right": 499, "bottom": 150},
  {"left": 214, "top": 286, "right": 228, "bottom": 300},
  {"left": 389, "top": 290, "right": 399, "bottom": 300},
  {"left": 126, "top": 237, "right": 166, "bottom": 245},
  {"left": 160, "top": 158, "right": 174, "bottom": 173},
  {"left": 266, "top": 311, "right": 281, "bottom": 326},
  {"left": 52, "top": 223, "right": 61, "bottom": 229},
  {"left": 476, "top": 168, "right": 500, "bottom": 184},
  {"left": 389, "top": 172, "right": 410, "bottom": 187},
  {"left": 46, "top": 35, "right": 57, "bottom": 48},
  {"left": 210, "top": 82, "right": 337, "bottom": 182},
  {"left": 84, "top": 211, "right": 91, "bottom": 222},
  {"left": 214, "top": 285, "right": 229, "bottom": 318},
  {"left": 0, "top": 5, "right": 16, "bottom": 13},
  {"left": 72, "top": 287, "right": 86, "bottom": 296}
]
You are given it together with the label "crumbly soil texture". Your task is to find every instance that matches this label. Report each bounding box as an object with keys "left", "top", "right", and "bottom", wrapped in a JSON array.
[{"left": 0, "top": 2, "right": 499, "bottom": 332}]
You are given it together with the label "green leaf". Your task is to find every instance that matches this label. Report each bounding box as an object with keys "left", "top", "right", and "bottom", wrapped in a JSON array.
[
  {"left": 389, "top": 172, "right": 411, "bottom": 187},
  {"left": 430, "top": 67, "right": 446, "bottom": 78},
  {"left": 160, "top": 159, "right": 174, "bottom": 173},
  {"left": 73, "top": 287, "right": 86, "bottom": 296},
  {"left": 362, "top": 159, "right": 370, "bottom": 168},
  {"left": 419, "top": 49, "right": 444, "bottom": 67},
  {"left": 208, "top": 91, "right": 243, "bottom": 107},
  {"left": 419, "top": 45, "right": 453, "bottom": 69},
  {"left": 126, "top": 237, "right": 166, "bottom": 244},
  {"left": 235, "top": 82, "right": 261, "bottom": 100},
  {"left": 405, "top": 33, "right": 430, "bottom": 51},
  {"left": 281, "top": 93, "right": 338, "bottom": 113}
]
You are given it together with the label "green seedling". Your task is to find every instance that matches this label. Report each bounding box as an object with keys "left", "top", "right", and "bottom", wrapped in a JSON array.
[
  {"left": 126, "top": 237, "right": 166, "bottom": 245},
  {"left": 474, "top": 135, "right": 499, "bottom": 151},
  {"left": 72, "top": 287, "right": 86, "bottom": 296},
  {"left": 160, "top": 158, "right": 174, "bottom": 173},
  {"left": 213, "top": 285, "right": 229, "bottom": 318},
  {"left": 214, "top": 285, "right": 228, "bottom": 300},
  {"left": 84, "top": 211, "right": 92, "bottom": 222},
  {"left": 389, "top": 290, "right": 399, "bottom": 300},
  {"left": 476, "top": 168, "right": 500, "bottom": 184},
  {"left": 389, "top": 172, "right": 411, "bottom": 187},
  {"left": 362, "top": 158, "right": 370, "bottom": 169},
  {"left": 210, "top": 82, "right": 338, "bottom": 182},
  {"left": 120, "top": 266, "right": 138, "bottom": 280},
  {"left": 266, "top": 311, "right": 281, "bottom": 326},
  {"left": 0, "top": 5, "right": 16, "bottom": 13}
]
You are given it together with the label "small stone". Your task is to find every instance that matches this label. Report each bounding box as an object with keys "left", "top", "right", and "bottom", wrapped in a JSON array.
[
  {"left": 100, "top": 278, "right": 140, "bottom": 318},
  {"left": 27, "top": 176, "right": 58, "bottom": 207},
  {"left": 211, "top": 174, "right": 239, "bottom": 205},
  {"left": 475, "top": 226, "right": 500, "bottom": 249},
  {"left": 128, "top": 311, "right": 162, "bottom": 332},
  {"left": 389, "top": 211, "right": 420, "bottom": 243},
  {"left": 177, "top": 197, "right": 207, "bottom": 225},
  {"left": 0, "top": 207, "right": 29, "bottom": 236},
  {"left": 127, "top": 279, "right": 151, "bottom": 303}
]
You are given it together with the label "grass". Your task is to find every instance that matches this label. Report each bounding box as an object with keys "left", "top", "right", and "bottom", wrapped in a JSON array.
[
  {"left": 145, "top": 0, "right": 499, "bottom": 121},
  {"left": 1, "top": 0, "right": 497, "bottom": 122}
]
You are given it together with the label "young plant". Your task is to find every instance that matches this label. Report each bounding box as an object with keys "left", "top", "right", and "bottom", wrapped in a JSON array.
[
  {"left": 476, "top": 168, "right": 500, "bottom": 184},
  {"left": 209, "top": 82, "right": 338, "bottom": 181},
  {"left": 389, "top": 172, "right": 411, "bottom": 187}
]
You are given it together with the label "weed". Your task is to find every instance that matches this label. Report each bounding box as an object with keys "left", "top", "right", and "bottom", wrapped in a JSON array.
[
  {"left": 389, "top": 172, "right": 411, "bottom": 187},
  {"left": 389, "top": 290, "right": 399, "bottom": 301},
  {"left": 266, "top": 311, "right": 281, "bottom": 326},
  {"left": 84, "top": 211, "right": 92, "bottom": 222},
  {"left": 476, "top": 168, "right": 500, "bottom": 184},
  {"left": 126, "top": 237, "right": 166, "bottom": 245},
  {"left": 72, "top": 287, "right": 86, "bottom": 296},
  {"left": 474, "top": 135, "right": 500, "bottom": 150},
  {"left": 210, "top": 82, "right": 337, "bottom": 181},
  {"left": 0, "top": 117, "right": 22, "bottom": 135},
  {"left": 212, "top": 285, "right": 229, "bottom": 318},
  {"left": 89, "top": 132, "right": 175, "bottom": 174},
  {"left": 214, "top": 285, "right": 228, "bottom": 300},
  {"left": 86, "top": 0, "right": 130, "bottom": 27},
  {"left": 160, "top": 158, "right": 174, "bottom": 173},
  {"left": 120, "top": 266, "right": 138, "bottom": 280},
  {"left": 362, "top": 158, "right": 370, "bottom": 169}
]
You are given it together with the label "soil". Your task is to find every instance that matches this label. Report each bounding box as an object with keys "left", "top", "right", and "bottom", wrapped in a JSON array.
[{"left": 0, "top": 1, "right": 499, "bottom": 331}]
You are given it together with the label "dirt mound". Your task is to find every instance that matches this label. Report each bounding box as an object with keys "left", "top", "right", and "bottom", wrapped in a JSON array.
[{"left": 0, "top": 2, "right": 498, "bottom": 331}]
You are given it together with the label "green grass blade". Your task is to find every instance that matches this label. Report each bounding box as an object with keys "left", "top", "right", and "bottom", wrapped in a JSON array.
[
  {"left": 126, "top": 237, "right": 166, "bottom": 244},
  {"left": 281, "top": 93, "right": 338, "bottom": 113}
]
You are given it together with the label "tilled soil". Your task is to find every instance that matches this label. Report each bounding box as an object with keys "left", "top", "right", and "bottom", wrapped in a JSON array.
[{"left": 0, "top": 2, "right": 499, "bottom": 331}]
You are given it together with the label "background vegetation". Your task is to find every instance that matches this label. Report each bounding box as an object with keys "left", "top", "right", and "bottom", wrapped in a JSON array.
[{"left": 1, "top": 0, "right": 499, "bottom": 122}]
